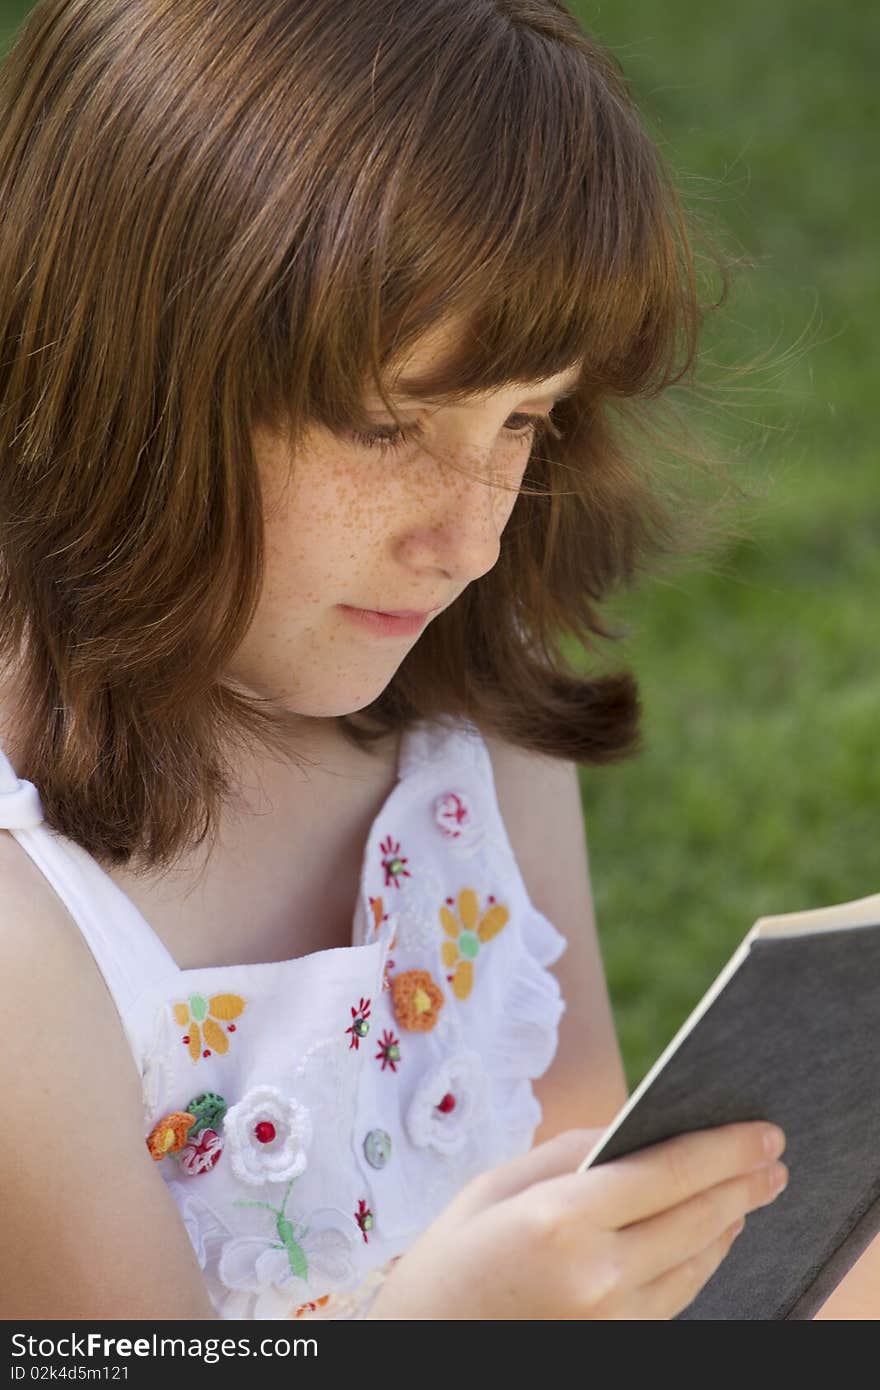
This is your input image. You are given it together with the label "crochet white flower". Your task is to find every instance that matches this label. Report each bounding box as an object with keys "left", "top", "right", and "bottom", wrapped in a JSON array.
[
  {"left": 404, "top": 1049, "right": 490, "bottom": 1155},
  {"left": 223, "top": 1084, "right": 313, "bottom": 1186}
]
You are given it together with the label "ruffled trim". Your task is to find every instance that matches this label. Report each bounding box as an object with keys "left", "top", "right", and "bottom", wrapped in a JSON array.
[
  {"left": 480, "top": 909, "right": 567, "bottom": 1084},
  {"left": 521, "top": 906, "right": 568, "bottom": 969}
]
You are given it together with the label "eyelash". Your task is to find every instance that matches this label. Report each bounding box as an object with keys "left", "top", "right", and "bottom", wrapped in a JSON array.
[{"left": 349, "top": 413, "right": 562, "bottom": 453}]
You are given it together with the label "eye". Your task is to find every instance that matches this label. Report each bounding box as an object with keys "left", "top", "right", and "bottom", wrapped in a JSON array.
[{"left": 348, "top": 413, "right": 561, "bottom": 454}]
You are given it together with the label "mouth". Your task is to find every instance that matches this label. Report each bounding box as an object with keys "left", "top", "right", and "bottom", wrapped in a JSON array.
[
  {"left": 337, "top": 606, "right": 438, "bottom": 638},
  {"left": 372, "top": 609, "right": 437, "bottom": 619}
]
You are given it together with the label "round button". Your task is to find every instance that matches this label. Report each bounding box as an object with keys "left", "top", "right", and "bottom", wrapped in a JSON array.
[{"left": 363, "top": 1128, "right": 392, "bottom": 1169}]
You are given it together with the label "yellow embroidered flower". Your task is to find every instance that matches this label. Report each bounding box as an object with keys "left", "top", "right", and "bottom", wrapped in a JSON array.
[
  {"left": 172, "top": 992, "right": 247, "bottom": 1062},
  {"left": 439, "top": 888, "right": 509, "bottom": 1000}
]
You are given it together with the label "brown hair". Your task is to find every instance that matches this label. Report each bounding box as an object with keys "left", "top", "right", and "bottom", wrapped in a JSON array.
[{"left": 0, "top": 0, "right": 729, "bottom": 872}]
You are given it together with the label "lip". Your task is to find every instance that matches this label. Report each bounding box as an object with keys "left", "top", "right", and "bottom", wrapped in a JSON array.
[{"left": 338, "top": 605, "right": 436, "bottom": 638}]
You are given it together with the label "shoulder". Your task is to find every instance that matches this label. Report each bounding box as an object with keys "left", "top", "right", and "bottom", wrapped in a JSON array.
[
  {"left": 0, "top": 831, "right": 216, "bottom": 1318},
  {"left": 480, "top": 732, "right": 586, "bottom": 906},
  {"left": 0, "top": 829, "right": 135, "bottom": 1032}
]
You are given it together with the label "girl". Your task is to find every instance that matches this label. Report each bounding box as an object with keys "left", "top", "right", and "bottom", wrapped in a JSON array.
[{"left": 0, "top": 0, "right": 791, "bottom": 1321}]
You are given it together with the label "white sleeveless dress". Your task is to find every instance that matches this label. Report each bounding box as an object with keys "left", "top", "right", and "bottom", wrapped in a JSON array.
[{"left": 0, "top": 714, "right": 567, "bottom": 1319}]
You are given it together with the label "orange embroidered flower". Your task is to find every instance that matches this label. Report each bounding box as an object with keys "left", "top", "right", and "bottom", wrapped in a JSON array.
[
  {"left": 146, "top": 1110, "right": 196, "bottom": 1161},
  {"left": 172, "top": 992, "right": 247, "bottom": 1062},
  {"left": 294, "top": 1295, "right": 332, "bottom": 1317},
  {"left": 390, "top": 969, "right": 445, "bottom": 1032},
  {"left": 368, "top": 896, "right": 387, "bottom": 936},
  {"left": 439, "top": 888, "right": 509, "bottom": 1000}
]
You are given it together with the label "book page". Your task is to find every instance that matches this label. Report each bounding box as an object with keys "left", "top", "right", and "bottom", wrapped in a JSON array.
[{"left": 755, "top": 890, "right": 880, "bottom": 939}]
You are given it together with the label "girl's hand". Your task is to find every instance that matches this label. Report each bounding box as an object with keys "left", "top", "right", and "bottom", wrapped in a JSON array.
[{"left": 367, "top": 1122, "right": 787, "bottom": 1319}]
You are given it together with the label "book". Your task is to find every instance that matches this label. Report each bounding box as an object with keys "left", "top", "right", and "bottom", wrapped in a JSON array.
[{"left": 577, "top": 892, "right": 880, "bottom": 1319}]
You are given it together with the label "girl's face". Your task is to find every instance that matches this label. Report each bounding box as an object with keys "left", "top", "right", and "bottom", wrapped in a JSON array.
[{"left": 230, "top": 320, "right": 582, "bottom": 720}]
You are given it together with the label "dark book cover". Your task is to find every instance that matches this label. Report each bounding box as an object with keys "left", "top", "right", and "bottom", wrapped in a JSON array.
[{"left": 580, "top": 924, "right": 880, "bottom": 1319}]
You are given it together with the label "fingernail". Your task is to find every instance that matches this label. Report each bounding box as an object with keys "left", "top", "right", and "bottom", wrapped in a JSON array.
[
  {"left": 769, "top": 1162, "right": 789, "bottom": 1195},
  {"left": 763, "top": 1125, "right": 785, "bottom": 1159}
]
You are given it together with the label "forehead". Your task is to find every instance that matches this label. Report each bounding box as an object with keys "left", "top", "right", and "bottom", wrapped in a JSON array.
[{"left": 378, "top": 315, "right": 583, "bottom": 404}]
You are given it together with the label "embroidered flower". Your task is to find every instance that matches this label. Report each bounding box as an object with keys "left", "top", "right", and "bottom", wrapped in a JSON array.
[
  {"left": 355, "top": 1198, "right": 374, "bottom": 1243},
  {"left": 390, "top": 969, "right": 445, "bottom": 1032},
  {"left": 368, "top": 896, "right": 389, "bottom": 936},
  {"left": 219, "top": 1180, "right": 355, "bottom": 1317},
  {"left": 375, "top": 1028, "right": 401, "bottom": 1072},
  {"left": 433, "top": 790, "right": 471, "bottom": 837},
  {"left": 179, "top": 1127, "right": 224, "bottom": 1176},
  {"left": 433, "top": 790, "right": 486, "bottom": 854},
  {"left": 405, "top": 1051, "right": 490, "bottom": 1155},
  {"left": 294, "top": 1295, "right": 332, "bottom": 1317},
  {"left": 172, "top": 992, "right": 247, "bottom": 1062},
  {"left": 184, "top": 1091, "right": 228, "bottom": 1135},
  {"left": 378, "top": 835, "right": 411, "bottom": 889},
  {"left": 223, "top": 1085, "right": 312, "bottom": 1186},
  {"left": 439, "top": 888, "right": 509, "bottom": 1000},
  {"left": 345, "top": 997, "right": 372, "bottom": 1049},
  {"left": 146, "top": 1111, "right": 197, "bottom": 1161}
]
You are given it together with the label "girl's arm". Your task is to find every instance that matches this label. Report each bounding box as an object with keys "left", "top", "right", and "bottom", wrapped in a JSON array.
[
  {"left": 812, "top": 1237, "right": 880, "bottom": 1320},
  {"left": 486, "top": 739, "right": 629, "bottom": 1143},
  {"left": 0, "top": 846, "right": 218, "bottom": 1320}
]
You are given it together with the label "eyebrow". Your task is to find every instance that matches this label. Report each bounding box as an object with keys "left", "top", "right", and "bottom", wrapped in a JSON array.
[{"left": 388, "top": 367, "right": 583, "bottom": 407}]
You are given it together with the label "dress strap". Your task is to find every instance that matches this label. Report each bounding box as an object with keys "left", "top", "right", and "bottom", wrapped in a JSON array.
[
  {"left": 397, "top": 713, "right": 491, "bottom": 782},
  {"left": 0, "top": 738, "right": 178, "bottom": 1039},
  {"left": 0, "top": 742, "right": 45, "bottom": 829}
]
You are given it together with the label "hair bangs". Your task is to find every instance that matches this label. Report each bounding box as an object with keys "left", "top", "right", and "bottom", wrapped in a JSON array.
[{"left": 282, "top": 6, "right": 699, "bottom": 465}]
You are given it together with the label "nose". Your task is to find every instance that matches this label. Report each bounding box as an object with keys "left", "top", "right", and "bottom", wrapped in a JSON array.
[{"left": 399, "top": 443, "right": 524, "bottom": 585}]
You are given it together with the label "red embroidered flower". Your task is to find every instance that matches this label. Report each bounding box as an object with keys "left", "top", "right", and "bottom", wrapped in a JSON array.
[
  {"left": 433, "top": 790, "right": 472, "bottom": 838},
  {"left": 379, "top": 835, "right": 411, "bottom": 889},
  {"left": 345, "top": 997, "right": 372, "bottom": 1049},
  {"left": 375, "top": 1028, "right": 401, "bottom": 1072},
  {"left": 178, "top": 1127, "right": 224, "bottom": 1176},
  {"left": 355, "top": 1198, "right": 374, "bottom": 1243}
]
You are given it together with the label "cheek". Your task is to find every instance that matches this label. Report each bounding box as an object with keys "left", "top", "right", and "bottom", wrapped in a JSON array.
[{"left": 259, "top": 454, "right": 387, "bottom": 601}]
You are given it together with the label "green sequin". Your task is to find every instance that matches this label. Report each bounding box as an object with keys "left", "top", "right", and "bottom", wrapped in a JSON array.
[
  {"left": 459, "top": 931, "right": 480, "bottom": 960},
  {"left": 189, "top": 992, "right": 209, "bottom": 1022}
]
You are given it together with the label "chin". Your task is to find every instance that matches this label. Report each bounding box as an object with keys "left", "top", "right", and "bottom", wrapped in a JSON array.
[{"left": 283, "top": 678, "right": 395, "bottom": 720}]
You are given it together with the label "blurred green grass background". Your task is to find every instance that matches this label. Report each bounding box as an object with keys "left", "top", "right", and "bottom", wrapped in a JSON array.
[
  {"left": 1, "top": 2, "right": 876, "bottom": 1090},
  {"left": 568, "top": 1, "right": 879, "bottom": 1086}
]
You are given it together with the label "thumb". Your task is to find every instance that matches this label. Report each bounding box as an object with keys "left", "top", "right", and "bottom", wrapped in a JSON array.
[{"left": 454, "top": 1126, "right": 608, "bottom": 1215}]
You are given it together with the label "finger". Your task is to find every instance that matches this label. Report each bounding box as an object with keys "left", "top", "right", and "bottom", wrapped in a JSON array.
[
  {"left": 628, "top": 1218, "right": 746, "bottom": 1320},
  {"left": 617, "top": 1161, "right": 788, "bottom": 1286},
  {"left": 454, "top": 1127, "right": 607, "bottom": 1215},
  {"left": 580, "top": 1121, "right": 785, "bottom": 1230}
]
